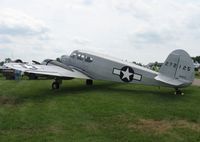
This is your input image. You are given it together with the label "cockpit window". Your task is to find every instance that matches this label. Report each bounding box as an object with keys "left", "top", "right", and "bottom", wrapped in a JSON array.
[
  {"left": 85, "top": 56, "right": 93, "bottom": 62},
  {"left": 71, "top": 51, "right": 93, "bottom": 63},
  {"left": 70, "top": 52, "right": 77, "bottom": 58}
]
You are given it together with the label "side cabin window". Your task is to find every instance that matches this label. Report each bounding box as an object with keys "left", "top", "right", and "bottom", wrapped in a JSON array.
[
  {"left": 85, "top": 56, "right": 93, "bottom": 63},
  {"left": 81, "top": 55, "right": 85, "bottom": 60},
  {"left": 77, "top": 53, "right": 84, "bottom": 60}
]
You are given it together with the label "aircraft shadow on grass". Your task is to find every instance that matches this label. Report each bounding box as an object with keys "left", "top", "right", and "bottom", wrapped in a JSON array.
[{"left": 9, "top": 82, "right": 193, "bottom": 106}]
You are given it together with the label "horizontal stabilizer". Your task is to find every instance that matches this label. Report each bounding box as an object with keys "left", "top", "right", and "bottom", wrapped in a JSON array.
[{"left": 155, "top": 74, "right": 191, "bottom": 87}]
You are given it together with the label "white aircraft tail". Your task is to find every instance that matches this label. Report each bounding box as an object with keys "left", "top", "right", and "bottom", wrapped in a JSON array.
[{"left": 155, "top": 49, "right": 195, "bottom": 87}]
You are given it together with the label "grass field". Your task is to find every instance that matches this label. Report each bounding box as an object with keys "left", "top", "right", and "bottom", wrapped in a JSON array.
[{"left": 0, "top": 79, "right": 200, "bottom": 142}]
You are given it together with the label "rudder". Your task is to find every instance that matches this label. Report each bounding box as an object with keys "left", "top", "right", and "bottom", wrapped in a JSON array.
[{"left": 159, "top": 49, "right": 194, "bottom": 86}]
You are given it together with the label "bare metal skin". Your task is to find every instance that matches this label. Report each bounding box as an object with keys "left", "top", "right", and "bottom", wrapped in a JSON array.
[{"left": 5, "top": 49, "right": 194, "bottom": 95}]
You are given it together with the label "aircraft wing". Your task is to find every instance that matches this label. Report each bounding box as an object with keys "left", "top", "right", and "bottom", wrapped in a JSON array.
[{"left": 4, "top": 63, "right": 90, "bottom": 79}]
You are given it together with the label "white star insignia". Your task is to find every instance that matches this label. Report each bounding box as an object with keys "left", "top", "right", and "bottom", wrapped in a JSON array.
[{"left": 122, "top": 68, "right": 133, "bottom": 81}]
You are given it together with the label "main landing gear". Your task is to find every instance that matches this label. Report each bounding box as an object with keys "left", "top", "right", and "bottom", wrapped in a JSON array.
[
  {"left": 174, "top": 88, "right": 184, "bottom": 95},
  {"left": 52, "top": 79, "right": 93, "bottom": 89},
  {"left": 86, "top": 79, "right": 93, "bottom": 86},
  {"left": 52, "top": 79, "right": 62, "bottom": 90}
]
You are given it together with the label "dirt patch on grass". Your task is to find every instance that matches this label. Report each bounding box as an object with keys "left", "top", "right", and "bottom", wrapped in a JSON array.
[
  {"left": 129, "top": 119, "right": 171, "bottom": 134},
  {"left": 129, "top": 119, "right": 200, "bottom": 134},
  {"left": 0, "top": 96, "right": 20, "bottom": 106},
  {"left": 193, "top": 79, "right": 200, "bottom": 86},
  {"left": 85, "top": 122, "right": 99, "bottom": 132},
  {"left": 173, "top": 120, "right": 200, "bottom": 131}
]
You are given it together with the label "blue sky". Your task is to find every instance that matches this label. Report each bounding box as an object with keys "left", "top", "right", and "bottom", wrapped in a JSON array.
[{"left": 0, "top": 0, "right": 200, "bottom": 64}]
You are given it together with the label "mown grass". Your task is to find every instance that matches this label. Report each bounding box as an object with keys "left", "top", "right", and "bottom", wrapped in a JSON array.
[{"left": 0, "top": 79, "right": 200, "bottom": 142}]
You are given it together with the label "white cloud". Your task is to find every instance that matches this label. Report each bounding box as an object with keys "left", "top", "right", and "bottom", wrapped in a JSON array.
[
  {"left": 0, "top": 35, "right": 11, "bottom": 44},
  {"left": 0, "top": 8, "right": 49, "bottom": 36},
  {"left": 0, "top": 8, "right": 53, "bottom": 62},
  {"left": 0, "top": 0, "right": 200, "bottom": 64},
  {"left": 72, "top": 37, "right": 91, "bottom": 46}
]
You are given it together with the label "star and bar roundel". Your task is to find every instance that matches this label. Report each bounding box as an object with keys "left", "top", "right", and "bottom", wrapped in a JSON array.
[{"left": 112, "top": 66, "right": 142, "bottom": 82}]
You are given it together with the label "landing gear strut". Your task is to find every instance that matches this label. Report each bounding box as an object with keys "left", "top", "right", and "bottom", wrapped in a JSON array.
[
  {"left": 52, "top": 79, "right": 62, "bottom": 90},
  {"left": 86, "top": 79, "right": 93, "bottom": 86},
  {"left": 174, "top": 88, "right": 184, "bottom": 95}
]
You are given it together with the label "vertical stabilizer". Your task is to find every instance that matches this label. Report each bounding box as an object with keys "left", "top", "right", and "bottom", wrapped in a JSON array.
[{"left": 157, "top": 49, "right": 194, "bottom": 87}]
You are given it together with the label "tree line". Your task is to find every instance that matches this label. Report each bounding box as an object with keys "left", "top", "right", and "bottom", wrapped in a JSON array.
[{"left": 192, "top": 56, "right": 200, "bottom": 63}]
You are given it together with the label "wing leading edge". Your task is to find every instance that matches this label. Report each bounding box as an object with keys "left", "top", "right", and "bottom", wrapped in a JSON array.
[{"left": 4, "top": 63, "right": 90, "bottom": 79}]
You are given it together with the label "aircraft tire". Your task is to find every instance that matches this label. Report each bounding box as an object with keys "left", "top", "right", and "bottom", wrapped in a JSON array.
[
  {"left": 86, "top": 79, "right": 93, "bottom": 86},
  {"left": 174, "top": 88, "right": 183, "bottom": 95},
  {"left": 52, "top": 82, "right": 59, "bottom": 90}
]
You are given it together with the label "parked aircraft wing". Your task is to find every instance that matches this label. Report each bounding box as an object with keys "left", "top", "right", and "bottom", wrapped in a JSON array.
[{"left": 4, "top": 63, "right": 90, "bottom": 79}]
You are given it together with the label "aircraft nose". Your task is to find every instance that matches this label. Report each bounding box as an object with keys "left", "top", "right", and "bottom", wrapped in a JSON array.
[{"left": 61, "top": 55, "right": 70, "bottom": 64}]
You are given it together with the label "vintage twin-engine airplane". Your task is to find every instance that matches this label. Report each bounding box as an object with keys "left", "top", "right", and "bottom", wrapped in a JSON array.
[{"left": 5, "top": 49, "right": 194, "bottom": 95}]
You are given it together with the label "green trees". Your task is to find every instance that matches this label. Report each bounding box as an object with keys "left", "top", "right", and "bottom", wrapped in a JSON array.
[{"left": 192, "top": 56, "right": 200, "bottom": 63}]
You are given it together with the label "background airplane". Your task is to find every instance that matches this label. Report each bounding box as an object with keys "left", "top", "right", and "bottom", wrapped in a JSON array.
[{"left": 5, "top": 49, "right": 195, "bottom": 95}]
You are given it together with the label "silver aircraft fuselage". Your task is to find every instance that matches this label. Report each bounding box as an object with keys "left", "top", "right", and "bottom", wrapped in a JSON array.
[
  {"left": 4, "top": 49, "right": 194, "bottom": 94},
  {"left": 61, "top": 50, "right": 169, "bottom": 87}
]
